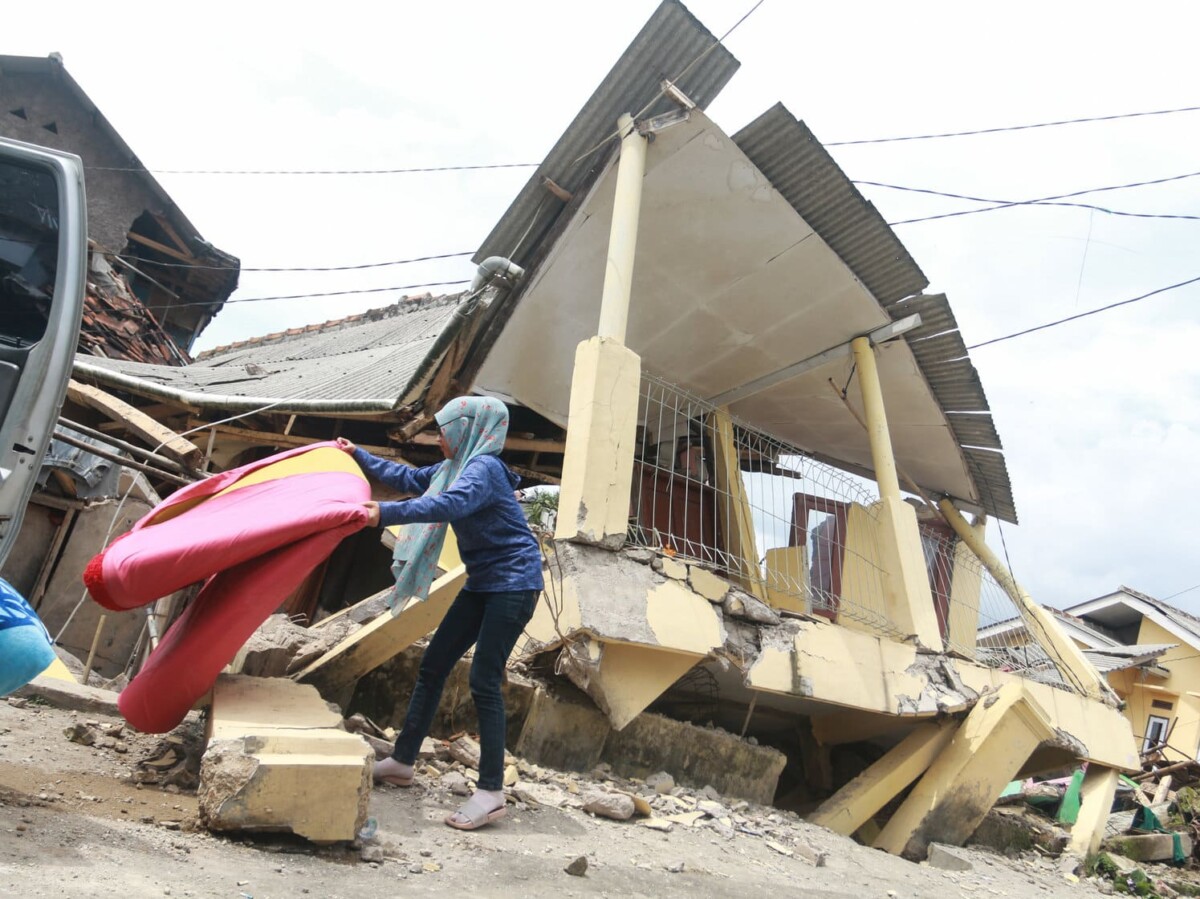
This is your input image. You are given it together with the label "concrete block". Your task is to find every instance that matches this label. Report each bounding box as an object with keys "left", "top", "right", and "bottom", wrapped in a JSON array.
[
  {"left": 198, "top": 675, "right": 372, "bottom": 843},
  {"left": 515, "top": 687, "right": 609, "bottom": 774},
  {"left": 659, "top": 558, "right": 688, "bottom": 581},
  {"left": 601, "top": 711, "right": 786, "bottom": 805},
  {"left": 1105, "top": 832, "right": 1193, "bottom": 863},
  {"left": 723, "top": 590, "right": 781, "bottom": 626},
  {"left": 14, "top": 675, "right": 121, "bottom": 717},
  {"left": 688, "top": 567, "right": 731, "bottom": 603},
  {"left": 927, "top": 843, "right": 973, "bottom": 872}
]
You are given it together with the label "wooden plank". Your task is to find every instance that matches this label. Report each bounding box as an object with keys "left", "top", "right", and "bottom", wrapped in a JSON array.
[
  {"left": 67, "top": 380, "right": 202, "bottom": 466},
  {"left": 149, "top": 213, "right": 194, "bottom": 256},
  {"left": 294, "top": 565, "right": 467, "bottom": 705},
  {"left": 126, "top": 231, "right": 194, "bottom": 264},
  {"left": 187, "top": 420, "right": 409, "bottom": 460},
  {"left": 407, "top": 431, "right": 565, "bottom": 454}
]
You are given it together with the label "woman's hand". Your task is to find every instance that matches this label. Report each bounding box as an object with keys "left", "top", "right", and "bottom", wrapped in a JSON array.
[
  {"left": 335, "top": 437, "right": 357, "bottom": 454},
  {"left": 363, "top": 501, "right": 381, "bottom": 527}
]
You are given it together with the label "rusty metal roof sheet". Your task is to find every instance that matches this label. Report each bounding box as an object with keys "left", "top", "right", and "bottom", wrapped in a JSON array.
[{"left": 474, "top": 0, "right": 740, "bottom": 267}]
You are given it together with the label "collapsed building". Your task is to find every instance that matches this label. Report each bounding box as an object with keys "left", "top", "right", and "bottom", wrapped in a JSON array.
[
  {"left": 59, "top": 1, "right": 1135, "bottom": 856},
  {"left": 0, "top": 53, "right": 239, "bottom": 675}
]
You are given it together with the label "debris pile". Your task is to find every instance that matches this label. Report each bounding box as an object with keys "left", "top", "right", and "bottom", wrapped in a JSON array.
[
  {"left": 975, "top": 762, "right": 1200, "bottom": 897},
  {"left": 80, "top": 252, "right": 187, "bottom": 365},
  {"left": 351, "top": 718, "right": 829, "bottom": 868}
]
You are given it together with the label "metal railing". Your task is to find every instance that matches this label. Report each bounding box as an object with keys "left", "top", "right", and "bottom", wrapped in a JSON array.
[
  {"left": 629, "top": 375, "right": 898, "bottom": 636},
  {"left": 627, "top": 374, "right": 1085, "bottom": 693}
]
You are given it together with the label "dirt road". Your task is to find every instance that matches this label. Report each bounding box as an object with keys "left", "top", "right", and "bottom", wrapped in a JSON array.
[{"left": 0, "top": 697, "right": 1109, "bottom": 898}]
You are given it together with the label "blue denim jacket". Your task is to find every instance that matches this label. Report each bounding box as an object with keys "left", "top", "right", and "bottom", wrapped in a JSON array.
[{"left": 353, "top": 449, "right": 544, "bottom": 593}]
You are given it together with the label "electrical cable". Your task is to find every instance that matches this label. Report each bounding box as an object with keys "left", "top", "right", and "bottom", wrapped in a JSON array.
[
  {"left": 967, "top": 274, "right": 1200, "bottom": 350},
  {"left": 161, "top": 279, "right": 472, "bottom": 310},
  {"left": 856, "top": 180, "right": 1200, "bottom": 222},
  {"left": 569, "top": 0, "right": 768, "bottom": 167},
  {"left": 85, "top": 162, "right": 539, "bottom": 176},
  {"left": 117, "top": 251, "right": 475, "bottom": 273},
  {"left": 888, "top": 170, "right": 1200, "bottom": 225},
  {"left": 55, "top": 273, "right": 495, "bottom": 648},
  {"left": 827, "top": 104, "right": 1200, "bottom": 146}
]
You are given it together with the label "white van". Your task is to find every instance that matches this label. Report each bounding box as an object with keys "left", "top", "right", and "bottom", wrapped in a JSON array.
[{"left": 0, "top": 136, "right": 87, "bottom": 567}]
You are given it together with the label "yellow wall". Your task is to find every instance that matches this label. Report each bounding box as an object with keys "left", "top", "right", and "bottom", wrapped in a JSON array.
[{"left": 1111, "top": 617, "right": 1200, "bottom": 762}]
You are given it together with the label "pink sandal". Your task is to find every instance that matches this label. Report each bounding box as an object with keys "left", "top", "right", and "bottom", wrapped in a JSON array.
[{"left": 445, "top": 794, "right": 507, "bottom": 831}]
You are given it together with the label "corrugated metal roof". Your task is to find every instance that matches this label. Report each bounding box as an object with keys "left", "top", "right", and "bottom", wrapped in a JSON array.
[
  {"left": 76, "top": 295, "right": 463, "bottom": 413},
  {"left": 725, "top": 104, "right": 1017, "bottom": 518},
  {"left": 732, "top": 104, "right": 928, "bottom": 307},
  {"left": 1084, "top": 644, "right": 1175, "bottom": 673},
  {"left": 474, "top": 0, "right": 739, "bottom": 267}
]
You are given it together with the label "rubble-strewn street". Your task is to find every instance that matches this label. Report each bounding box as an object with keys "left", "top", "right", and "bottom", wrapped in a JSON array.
[{"left": 0, "top": 694, "right": 1126, "bottom": 899}]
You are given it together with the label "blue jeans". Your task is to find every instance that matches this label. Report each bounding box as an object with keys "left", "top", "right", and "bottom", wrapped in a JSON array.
[{"left": 392, "top": 589, "right": 537, "bottom": 791}]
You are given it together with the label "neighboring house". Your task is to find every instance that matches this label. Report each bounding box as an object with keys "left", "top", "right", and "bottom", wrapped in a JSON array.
[
  {"left": 0, "top": 54, "right": 242, "bottom": 679},
  {"left": 979, "top": 599, "right": 1178, "bottom": 755},
  {"left": 61, "top": 0, "right": 1137, "bottom": 860},
  {"left": 1067, "top": 587, "right": 1200, "bottom": 761},
  {"left": 0, "top": 53, "right": 240, "bottom": 355}
]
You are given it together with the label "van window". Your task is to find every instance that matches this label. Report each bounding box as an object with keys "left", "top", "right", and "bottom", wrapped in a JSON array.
[{"left": 0, "top": 160, "right": 59, "bottom": 346}]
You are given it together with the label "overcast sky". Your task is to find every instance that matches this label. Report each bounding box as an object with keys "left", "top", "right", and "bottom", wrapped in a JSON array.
[{"left": 9, "top": 0, "right": 1199, "bottom": 612}]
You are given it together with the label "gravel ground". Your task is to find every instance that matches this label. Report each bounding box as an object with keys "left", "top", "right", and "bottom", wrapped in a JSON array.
[{"left": 0, "top": 695, "right": 1119, "bottom": 899}]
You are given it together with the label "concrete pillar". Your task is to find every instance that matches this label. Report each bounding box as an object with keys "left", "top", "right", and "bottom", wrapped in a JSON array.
[
  {"left": 1068, "top": 765, "right": 1120, "bottom": 857},
  {"left": 937, "top": 498, "right": 1116, "bottom": 705},
  {"left": 559, "top": 635, "right": 700, "bottom": 731},
  {"left": 554, "top": 337, "right": 642, "bottom": 548},
  {"left": 597, "top": 113, "right": 648, "bottom": 344},
  {"left": 808, "top": 719, "right": 958, "bottom": 836},
  {"left": 850, "top": 337, "right": 942, "bottom": 649},
  {"left": 874, "top": 682, "right": 1055, "bottom": 859},
  {"left": 198, "top": 675, "right": 372, "bottom": 843}
]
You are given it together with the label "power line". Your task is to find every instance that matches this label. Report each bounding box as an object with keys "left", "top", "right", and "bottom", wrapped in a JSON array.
[
  {"left": 967, "top": 274, "right": 1200, "bottom": 350},
  {"left": 827, "top": 103, "right": 1200, "bottom": 146},
  {"left": 85, "top": 162, "right": 539, "bottom": 176},
  {"left": 856, "top": 180, "right": 1200, "bottom": 222},
  {"left": 163, "top": 279, "right": 472, "bottom": 310},
  {"left": 119, "top": 250, "right": 474, "bottom": 273},
  {"left": 888, "top": 170, "right": 1200, "bottom": 225},
  {"left": 1163, "top": 583, "right": 1200, "bottom": 602},
  {"left": 570, "top": 0, "right": 768, "bottom": 167}
]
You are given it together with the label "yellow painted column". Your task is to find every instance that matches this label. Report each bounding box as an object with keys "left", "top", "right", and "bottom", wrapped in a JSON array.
[
  {"left": 554, "top": 338, "right": 642, "bottom": 547},
  {"left": 808, "top": 719, "right": 958, "bottom": 836},
  {"left": 873, "top": 682, "right": 1054, "bottom": 859},
  {"left": 555, "top": 111, "right": 647, "bottom": 548},
  {"left": 710, "top": 407, "right": 766, "bottom": 599},
  {"left": 1068, "top": 765, "right": 1120, "bottom": 857},
  {"left": 850, "top": 337, "right": 942, "bottom": 649},
  {"left": 937, "top": 498, "right": 1117, "bottom": 705},
  {"left": 597, "top": 114, "right": 648, "bottom": 344}
]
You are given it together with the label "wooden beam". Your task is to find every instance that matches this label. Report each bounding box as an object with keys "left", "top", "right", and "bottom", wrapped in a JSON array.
[
  {"left": 149, "top": 213, "right": 194, "bottom": 256},
  {"left": 67, "top": 380, "right": 202, "bottom": 466},
  {"left": 126, "top": 231, "right": 195, "bottom": 264},
  {"left": 186, "top": 420, "right": 408, "bottom": 460},
  {"left": 294, "top": 566, "right": 467, "bottom": 706},
  {"left": 407, "top": 432, "right": 565, "bottom": 454}
]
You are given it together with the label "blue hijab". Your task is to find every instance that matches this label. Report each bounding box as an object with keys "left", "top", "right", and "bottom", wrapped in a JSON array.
[{"left": 389, "top": 396, "right": 509, "bottom": 609}]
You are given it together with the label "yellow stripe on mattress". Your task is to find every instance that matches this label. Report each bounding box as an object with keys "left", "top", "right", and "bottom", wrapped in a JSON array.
[{"left": 215, "top": 446, "right": 366, "bottom": 497}]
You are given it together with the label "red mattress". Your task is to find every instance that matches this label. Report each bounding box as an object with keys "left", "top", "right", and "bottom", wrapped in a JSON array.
[{"left": 84, "top": 443, "right": 371, "bottom": 733}]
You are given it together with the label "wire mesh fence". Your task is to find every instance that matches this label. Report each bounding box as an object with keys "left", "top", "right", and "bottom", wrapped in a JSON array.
[
  {"left": 628, "top": 374, "right": 1085, "bottom": 693},
  {"left": 630, "top": 374, "right": 899, "bottom": 636}
]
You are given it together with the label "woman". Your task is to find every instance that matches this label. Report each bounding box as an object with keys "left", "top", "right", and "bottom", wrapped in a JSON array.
[{"left": 336, "top": 396, "right": 543, "bottom": 831}]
